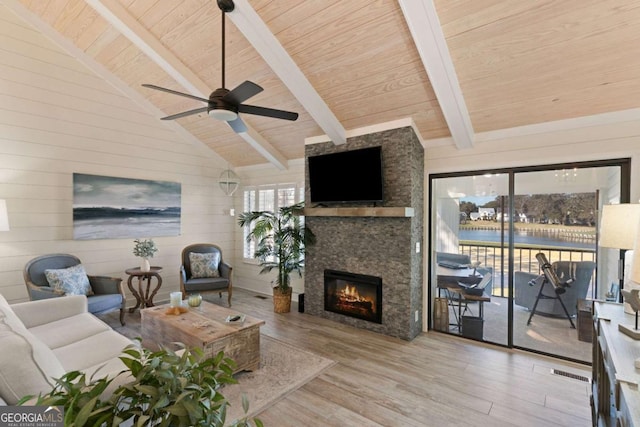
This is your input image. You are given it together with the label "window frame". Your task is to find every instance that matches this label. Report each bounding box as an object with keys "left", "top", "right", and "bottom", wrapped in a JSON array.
[{"left": 241, "top": 182, "right": 304, "bottom": 263}]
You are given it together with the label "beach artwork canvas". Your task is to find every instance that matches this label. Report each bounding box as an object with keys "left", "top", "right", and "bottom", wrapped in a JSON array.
[{"left": 73, "top": 173, "right": 181, "bottom": 240}]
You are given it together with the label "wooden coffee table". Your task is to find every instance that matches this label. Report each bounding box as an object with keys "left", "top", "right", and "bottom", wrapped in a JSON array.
[{"left": 141, "top": 301, "right": 265, "bottom": 372}]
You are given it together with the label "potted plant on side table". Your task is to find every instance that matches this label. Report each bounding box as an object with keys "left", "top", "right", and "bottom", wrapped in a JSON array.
[
  {"left": 238, "top": 202, "right": 315, "bottom": 313},
  {"left": 133, "top": 238, "right": 158, "bottom": 272}
]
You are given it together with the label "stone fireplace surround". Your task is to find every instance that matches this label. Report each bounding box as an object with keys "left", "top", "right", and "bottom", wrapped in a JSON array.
[{"left": 304, "top": 126, "right": 424, "bottom": 340}]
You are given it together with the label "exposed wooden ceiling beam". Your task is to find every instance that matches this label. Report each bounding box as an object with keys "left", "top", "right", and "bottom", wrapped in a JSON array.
[
  {"left": 227, "top": 0, "right": 346, "bottom": 146},
  {"left": 398, "top": 0, "right": 474, "bottom": 150},
  {"left": 86, "top": 0, "right": 288, "bottom": 170}
]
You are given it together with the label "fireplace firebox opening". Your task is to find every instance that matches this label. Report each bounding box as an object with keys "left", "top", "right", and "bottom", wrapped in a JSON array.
[{"left": 324, "top": 269, "right": 382, "bottom": 323}]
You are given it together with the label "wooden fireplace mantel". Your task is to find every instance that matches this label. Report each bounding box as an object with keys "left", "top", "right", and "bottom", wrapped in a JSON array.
[{"left": 302, "top": 207, "right": 414, "bottom": 218}]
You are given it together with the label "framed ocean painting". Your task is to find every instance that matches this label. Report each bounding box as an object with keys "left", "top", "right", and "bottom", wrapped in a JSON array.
[{"left": 73, "top": 173, "right": 181, "bottom": 240}]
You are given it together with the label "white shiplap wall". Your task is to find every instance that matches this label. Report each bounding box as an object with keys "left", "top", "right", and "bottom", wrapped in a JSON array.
[{"left": 0, "top": 5, "right": 235, "bottom": 304}]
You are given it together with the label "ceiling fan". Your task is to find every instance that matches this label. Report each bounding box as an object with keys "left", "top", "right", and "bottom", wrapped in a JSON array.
[{"left": 142, "top": 0, "right": 298, "bottom": 133}]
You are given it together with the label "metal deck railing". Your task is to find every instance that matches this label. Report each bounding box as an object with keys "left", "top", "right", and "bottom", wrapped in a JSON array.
[{"left": 459, "top": 241, "right": 596, "bottom": 298}]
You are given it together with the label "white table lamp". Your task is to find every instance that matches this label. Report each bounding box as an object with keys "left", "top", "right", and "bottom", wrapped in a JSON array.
[{"left": 599, "top": 204, "right": 640, "bottom": 312}]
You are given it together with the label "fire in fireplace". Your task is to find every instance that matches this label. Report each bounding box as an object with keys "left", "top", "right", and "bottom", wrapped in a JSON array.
[{"left": 324, "top": 269, "right": 382, "bottom": 323}]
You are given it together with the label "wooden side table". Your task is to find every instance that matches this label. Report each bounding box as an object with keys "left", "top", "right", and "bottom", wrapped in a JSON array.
[{"left": 126, "top": 266, "right": 162, "bottom": 312}]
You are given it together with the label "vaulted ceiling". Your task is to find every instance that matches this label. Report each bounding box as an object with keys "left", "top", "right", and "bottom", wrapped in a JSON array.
[{"left": 8, "top": 0, "right": 640, "bottom": 169}]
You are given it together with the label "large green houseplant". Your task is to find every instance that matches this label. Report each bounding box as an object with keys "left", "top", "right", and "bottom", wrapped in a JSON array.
[
  {"left": 238, "top": 202, "right": 315, "bottom": 313},
  {"left": 22, "top": 343, "right": 261, "bottom": 427}
]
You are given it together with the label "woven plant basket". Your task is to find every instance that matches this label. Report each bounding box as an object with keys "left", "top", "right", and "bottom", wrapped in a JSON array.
[{"left": 273, "top": 287, "right": 292, "bottom": 313}]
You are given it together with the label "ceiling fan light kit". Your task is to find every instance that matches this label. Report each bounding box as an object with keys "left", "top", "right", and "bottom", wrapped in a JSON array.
[
  {"left": 209, "top": 109, "right": 237, "bottom": 121},
  {"left": 142, "top": 0, "right": 297, "bottom": 132}
]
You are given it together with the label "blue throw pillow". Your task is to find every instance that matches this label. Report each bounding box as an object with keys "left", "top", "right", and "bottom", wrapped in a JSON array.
[{"left": 44, "top": 264, "right": 93, "bottom": 296}]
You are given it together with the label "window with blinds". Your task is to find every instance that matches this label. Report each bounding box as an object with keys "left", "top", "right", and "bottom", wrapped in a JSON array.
[{"left": 242, "top": 183, "right": 303, "bottom": 260}]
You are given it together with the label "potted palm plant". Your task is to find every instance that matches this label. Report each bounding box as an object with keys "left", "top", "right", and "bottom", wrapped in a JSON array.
[{"left": 238, "top": 202, "right": 315, "bottom": 313}]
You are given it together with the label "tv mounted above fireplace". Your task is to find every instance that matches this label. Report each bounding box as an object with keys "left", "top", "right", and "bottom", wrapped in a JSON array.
[{"left": 308, "top": 146, "right": 384, "bottom": 204}]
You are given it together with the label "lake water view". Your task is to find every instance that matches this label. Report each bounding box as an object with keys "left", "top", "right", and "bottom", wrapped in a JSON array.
[{"left": 460, "top": 228, "right": 595, "bottom": 250}]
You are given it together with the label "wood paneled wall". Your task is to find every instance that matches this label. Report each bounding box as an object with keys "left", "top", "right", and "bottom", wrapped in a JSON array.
[{"left": 0, "top": 5, "right": 234, "bottom": 304}]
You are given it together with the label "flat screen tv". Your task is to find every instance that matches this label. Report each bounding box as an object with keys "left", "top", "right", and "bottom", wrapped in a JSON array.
[{"left": 308, "top": 146, "right": 384, "bottom": 204}]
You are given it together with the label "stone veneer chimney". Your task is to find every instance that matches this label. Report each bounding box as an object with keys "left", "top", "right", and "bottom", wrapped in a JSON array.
[{"left": 304, "top": 126, "right": 424, "bottom": 340}]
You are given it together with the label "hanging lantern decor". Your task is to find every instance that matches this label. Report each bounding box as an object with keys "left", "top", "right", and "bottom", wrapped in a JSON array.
[{"left": 218, "top": 169, "right": 239, "bottom": 196}]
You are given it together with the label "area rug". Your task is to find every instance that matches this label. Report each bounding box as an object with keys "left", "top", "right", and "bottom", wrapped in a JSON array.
[
  {"left": 223, "top": 335, "right": 336, "bottom": 423},
  {"left": 102, "top": 312, "right": 336, "bottom": 422}
]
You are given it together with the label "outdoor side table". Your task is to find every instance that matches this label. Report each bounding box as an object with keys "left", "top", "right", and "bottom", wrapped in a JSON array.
[{"left": 126, "top": 266, "right": 163, "bottom": 312}]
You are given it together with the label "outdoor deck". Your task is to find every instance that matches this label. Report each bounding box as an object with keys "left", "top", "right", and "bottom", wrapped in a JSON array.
[{"left": 440, "top": 242, "right": 596, "bottom": 363}]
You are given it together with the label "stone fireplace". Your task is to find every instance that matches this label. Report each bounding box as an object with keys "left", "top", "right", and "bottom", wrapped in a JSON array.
[
  {"left": 324, "top": 269, "right": 382, "bottom": 324},
  {"left": 304, "top": 126, "right": 424, "bottom": 340}
]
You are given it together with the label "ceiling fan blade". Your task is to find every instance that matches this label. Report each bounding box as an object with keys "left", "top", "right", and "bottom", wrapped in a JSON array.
[
  {"left": 142, "top": 84, "right": 209, "bottom": 103},
  {"left": 227, "top": 116, "right": 247, "bottom": 133},
  {"left": 223, "top": 81, "right": 263, "bottom": 105},
  {"left": 238, "top": 104, "right": 299, "bottom": 121},
  {"left": 160, "top": 107, "right": 209, "bottom": 121}
]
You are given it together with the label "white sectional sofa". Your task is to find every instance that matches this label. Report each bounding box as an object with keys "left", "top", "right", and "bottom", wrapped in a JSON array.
[{"left": 0, "top": 293, "right": 133, "bottom": 405}]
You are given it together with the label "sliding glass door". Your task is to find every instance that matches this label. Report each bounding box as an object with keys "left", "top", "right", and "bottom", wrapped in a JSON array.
[
  {"left": 429, "top": 160, "right": 629, "bottom": 362},
  {"left": 431, "top": 172, "right": 510, "bottom": 346}
]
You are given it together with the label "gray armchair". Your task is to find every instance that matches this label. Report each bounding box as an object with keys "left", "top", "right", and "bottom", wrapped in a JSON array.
[
  {"left": 514, "top": 260, "right": 596, "bottom": 317},
  {"left": 23, "top": 254, "right": 126, "bottom": 325},
  {"left": 180, "top": 243, "right": 232, "bottom": 306}
]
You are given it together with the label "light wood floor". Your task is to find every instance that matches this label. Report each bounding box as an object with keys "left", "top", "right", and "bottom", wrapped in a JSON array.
[{"left": 103, "top": 289, "right": 592, "bottom": 426}]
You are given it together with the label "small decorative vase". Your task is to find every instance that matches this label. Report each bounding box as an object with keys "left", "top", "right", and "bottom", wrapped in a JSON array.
[
  {"left": 188, "top": 294, "right": 203, "bottom": 308},
  {"left": 140, "top": 257, "right": 151, "bottom": 272}
]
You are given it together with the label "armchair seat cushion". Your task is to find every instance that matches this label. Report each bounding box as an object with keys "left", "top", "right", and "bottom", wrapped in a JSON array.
[
  {"left": 183, "top": 277, "right": 229, "bottom": 292},
  {"left": 87, "top": 294, "right": 123, "bottom": 315}
]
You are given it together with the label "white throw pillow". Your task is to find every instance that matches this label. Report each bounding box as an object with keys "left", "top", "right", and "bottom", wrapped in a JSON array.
[
  {"left": 0, "top": 294, "right": 65, "bottom": 405},
  {"left": 189, "top": 252, "right": 221, "bottom": 278},
  {"left": 44, "top": 264, "right": 93, "bottom": 296}
]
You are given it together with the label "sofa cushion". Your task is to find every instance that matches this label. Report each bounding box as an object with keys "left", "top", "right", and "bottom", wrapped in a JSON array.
[
  {"left": 0, "top": 295, "right": 65, "bottom": 405},
  {"left": 189, "top": 252, "right": 220, "bottom": 278},
  {"left": 44, "top": 264, "right": 93, "bottom": 296},
  {"left": 28, "top": 312, "right": 111, "bottom": 350},
  {"left": 53, "top": 330, "right": 133, "bottom": 372}
]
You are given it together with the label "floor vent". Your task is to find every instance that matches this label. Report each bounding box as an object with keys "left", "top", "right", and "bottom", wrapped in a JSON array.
[
  {"left": 551, "top": 368, "right": 591, "bottom": 383},
  {"left": 255, "top": 295, "right": 268, "bottom": 300}
]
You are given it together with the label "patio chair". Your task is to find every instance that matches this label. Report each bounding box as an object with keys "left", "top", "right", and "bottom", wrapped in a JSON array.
[{"left": 514, "top": 260, "right": 596, "bottom": 318}]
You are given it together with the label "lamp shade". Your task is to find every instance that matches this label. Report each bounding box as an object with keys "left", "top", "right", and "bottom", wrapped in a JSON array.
[
  {"left": 630, "top": 217, "right": 640, "bottom": 284},
  {"left": 599, "top": 204, "right": 640, "bottom": 250},
  {"left": 0, "top": 200, "right": 9, "bottom": 231}
]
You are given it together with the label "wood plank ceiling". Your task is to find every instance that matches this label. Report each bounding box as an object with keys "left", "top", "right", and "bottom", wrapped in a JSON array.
[{"left": 10, "top": 0, "right": 640, "bottom": 168}]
